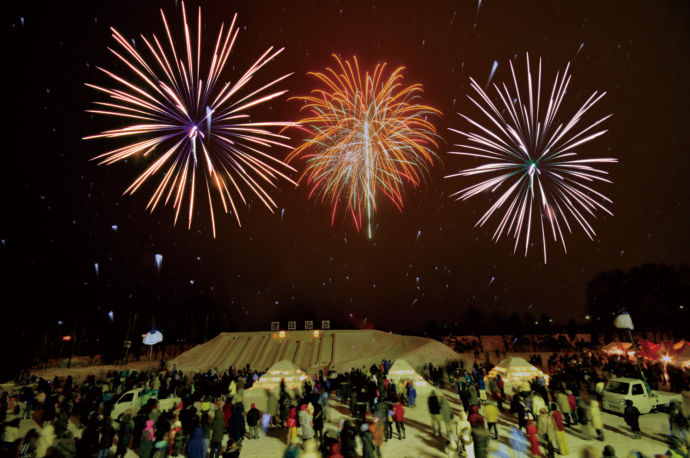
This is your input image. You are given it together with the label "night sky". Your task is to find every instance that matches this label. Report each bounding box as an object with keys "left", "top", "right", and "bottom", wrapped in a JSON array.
[{"left": 4, "top": 1, "right": 690, "bottom": 343}]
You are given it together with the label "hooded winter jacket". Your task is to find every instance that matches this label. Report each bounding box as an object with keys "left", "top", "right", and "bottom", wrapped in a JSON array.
[
  {"left": 185, "top": 427, "right": 205, "bottom": 458},
  {"left": 468, "top": 404, "right": 485, "bottom": 428}
]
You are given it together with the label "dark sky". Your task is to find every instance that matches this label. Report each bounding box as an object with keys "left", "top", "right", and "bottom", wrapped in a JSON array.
[{"left": 4, "top": 0, "right": 690, "bottom": 339}]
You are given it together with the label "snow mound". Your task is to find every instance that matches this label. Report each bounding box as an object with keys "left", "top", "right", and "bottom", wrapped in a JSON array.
[{"left": 168, "top": 330, "right": 463, "bottom": 375}]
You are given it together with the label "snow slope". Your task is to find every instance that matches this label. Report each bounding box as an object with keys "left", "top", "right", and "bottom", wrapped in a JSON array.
[{"left": 169, "top": 330, "right": 464, "bottom": 374}]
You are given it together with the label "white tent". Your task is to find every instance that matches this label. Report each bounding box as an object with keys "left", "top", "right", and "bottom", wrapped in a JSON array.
[
  {"left": 601, "top": 341, "right": 633, "bottom": 355},
  {"left": 252, "top": 360, "right": 309, "bottom": 391},
  {"left": 486, "top": 357, "right": 549, "bottom": 393},
  {"left": 386, "top": 359, "right": 430, "bottom": 393},
  {"left": 244, "top": 360, "right": 309, "bottom": 412}
]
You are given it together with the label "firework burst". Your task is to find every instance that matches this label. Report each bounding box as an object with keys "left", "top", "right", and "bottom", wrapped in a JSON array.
[
  {"left": 446, "top": 53, "right": 617, "bottom": 262},
  {"left": 288, "top": 55, "right": 440, "bottom": 238},
  {"left": 84, "top": 2, "right": 296, "bottom": 237}
]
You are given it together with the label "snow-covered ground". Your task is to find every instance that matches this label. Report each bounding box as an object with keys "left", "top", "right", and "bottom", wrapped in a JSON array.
[{"left": 18, "top": 388, "right": 687, "bottom": 457}]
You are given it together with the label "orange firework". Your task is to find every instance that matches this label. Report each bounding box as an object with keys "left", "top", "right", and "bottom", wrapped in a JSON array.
[{"left": 288, "top": 55, "right": 440, "bottom": 238}]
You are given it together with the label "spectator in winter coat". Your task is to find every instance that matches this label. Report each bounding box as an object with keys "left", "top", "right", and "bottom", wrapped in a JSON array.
[
  {"left": 566, "top": 391, "right": 578, "bottom": 424},
  {"left": 98, "top": 418, "right": 116, "bottom": 458},
  {"left": 151, "top": 438, "right": 169, "bottom": 458},
  {"left": 556, "top": 391, "right": 572, "bottom": 426},
  {"left": 484, "top": 401, "right": 499, "bottom": 439},
  {"left": 469, "top": 385, "right": 479, "bottom": 407},
  {"left": 459, "top": 424, "right": 475, "bottom": 458},
  {"left": 299, "top": 404, "right": 315, "bottom": 440},
  {"left": 282, "top": 405, "right": 295, "bottom": 441},
  {"left": 340, "top": 420, "right": 358, "bottom": 458},
  {"left": 393, "top": 399, "right": 406, "bottom": 440},
  {"left": 589, "top": 399, "right": 605, "bottom": 441},
  {"left": 210, "top": 410, "right": 226, "bottom": 458},
  {"left": 371, "top": 417, "right": 385, "bottom": 454},
  {"left": 185, "top": 427, "right": 206, "bottom": 458},
  {"left": 360, "top": 423, "right": 376, "bottom": 458},
  {"left": 228, "top": 404, "right": 246, "bottom": 446},
  {"left": 428, "top": 392, "right": 442, "bottom": 437},
  {"left": 266, "top": 389, "right": 278, "bottom": 428},
  {"left": 623, "top": 399, "right": 642, "bottom": 439},
  {"left": 53, "top": 431, "right": 77, "bottom": 458},
  {"left": 139, "top": 420, "right": 155, "bottom": 458},
  {"left": 468, "top": 404, "right": 485, "bottom": 428},
  {"left": 550, "top": 403, "right": 569, "bottom": 455},
  {"left": 478, "top": 377, "right": 487, "bottom": 402},
  {"left": 246, "top": 403, "right": 261, "bottom": 439},
  {"left": 472, "top": 424, "right": 489, "bottom": 458},
  {"left": 531, "top": 393, "right": 546, "bottom": 420},
  {"left": 440, "top": 396, "right": 452, "bottom": 436},
  {"left": 537, "top": 407, "right": 557, "bottom": 457},
  {"left": 320, "top": 389, "right": 330, "bottom": 422},
  {"left": 115, "top": 414, "right": 134, "bottom": 458},
  {"left": 222, "top": 400, "right": 233, "bottom": 427},
  {"left": 327, "top": 442, "right": 344, "bottom": 458},
  {"left": 406, "top": 383, "right": 417, "bottom": 407},
  {"left": 312, "top": 401, "right": 324, "bottom": 439},
  {"left": 301, "top": 439, "right": 321, "bottom": 458},
  {"left": 526, "top": 419, "right": 541, "bottom": 457}
]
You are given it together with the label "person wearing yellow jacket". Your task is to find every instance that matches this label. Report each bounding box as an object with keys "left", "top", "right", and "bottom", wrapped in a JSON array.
[
  {"left": 483, "top": 401, "right": 499, "bottom": 440},
  {"left": 550, "top": 402, "right": 570, "bottom": 455}
]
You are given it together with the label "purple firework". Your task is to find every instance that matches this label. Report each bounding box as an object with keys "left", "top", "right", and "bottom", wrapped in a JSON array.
[{"left": 84, "top": 2, "right": 296, "bottom": 237}]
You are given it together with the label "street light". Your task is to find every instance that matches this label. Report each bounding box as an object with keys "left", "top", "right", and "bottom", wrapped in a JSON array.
[{"left": 614, "top": 309, "right": 650, "bottom": 395}]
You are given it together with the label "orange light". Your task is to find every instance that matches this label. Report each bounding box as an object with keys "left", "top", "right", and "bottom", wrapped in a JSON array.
[
  {"left": 62, "top": 335, "right": 72, "bottom": 341},
  {"left": 313, "top": 330, "right": 320, "bottom": 338},
  {"left": 279, "top": 330, "right": 286, "bottom": 338}
]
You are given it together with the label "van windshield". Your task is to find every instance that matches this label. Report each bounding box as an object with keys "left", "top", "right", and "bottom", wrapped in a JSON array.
[
  {"left": 605, "top": 381, "right": 630, "bottom": 395},
  {"left": 118, "top": 392, "right": 134, "bottom": 404}
]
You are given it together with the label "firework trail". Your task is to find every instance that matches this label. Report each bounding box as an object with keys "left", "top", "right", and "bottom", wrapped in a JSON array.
[
  {"left": 84, "top": 2, "right": 296, "bottom": 237},
  {"left": 446, "top": 53, "right": 617, "bottom": 262},
  {"left": 288, "top": 55, "right": 440, "bottom": 238}
]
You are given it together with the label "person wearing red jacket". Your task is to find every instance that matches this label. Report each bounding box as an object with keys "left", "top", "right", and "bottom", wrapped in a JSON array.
[
  {"left": 285, "top": 406, "right": 298, "bottom": 445},
  {"left": 468, "top": 404, "right": 485, "bottom": 428},
  {"left": 526, "top": 419, "right": 542, "bottom": 456},
  {"left": 550, "top": 403, "right": 570, "bottom": 455},
  {"left": 393, "top": 399, "right": 406, "bottom": 440},
  {"left": 222, "top": 400, "right": 233, "bottom": 427},
  {"left": 326, "top": 442, "right": 344, "bottom": 458},
  {"left": 567, "top": 391, "right": 578, "bottom": 424}
]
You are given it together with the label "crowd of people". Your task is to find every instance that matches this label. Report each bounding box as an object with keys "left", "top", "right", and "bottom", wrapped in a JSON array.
[{"left": 0, "top": 349, "right": 688, "bottom": 458}]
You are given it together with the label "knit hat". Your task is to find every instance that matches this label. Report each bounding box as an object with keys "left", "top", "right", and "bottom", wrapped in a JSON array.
[
  {"left": 251, "top": 403, "right": 256, "bottom": 408},
  {"left": 300, "top": 404, "right": 307, "bottom": 411}
]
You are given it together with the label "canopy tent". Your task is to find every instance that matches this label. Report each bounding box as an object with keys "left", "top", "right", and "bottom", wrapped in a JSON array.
[
  {"left": 638, "top": 340, "right": 662, "bottom": 360},
  {"left": 486, "top": 357, "right": 549, "bottom": 393},
  {"left": 386, "top": 359, "right": 430, "bottom": 393},
  {"left": 244, "top": 360, "right": 309, "bottom": 412},
  {"left": 601, "top": 341, "right": 633, "bottom": 355},
  {"left": 675, "top": 345, "right": 690, "bottom": 367},
  {"left": 251, "top": 360, "right": 309, "bottom": 391}
]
